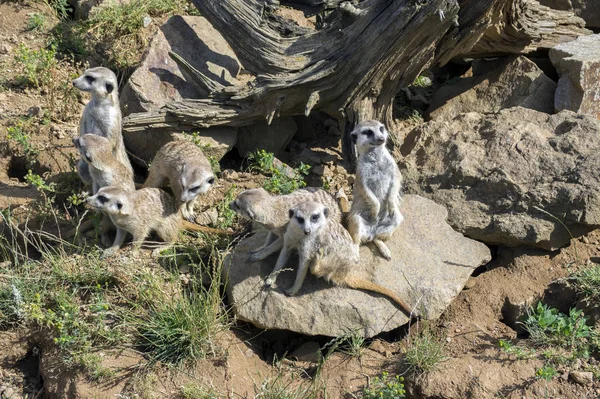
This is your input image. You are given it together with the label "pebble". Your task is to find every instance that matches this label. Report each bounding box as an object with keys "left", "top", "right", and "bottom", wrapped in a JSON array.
[
  {"left": 2, "top": 387, "right": 15, "bottom": 399},
  {"left": 0, "top": 43, "right": 12, "bottom": 55},
  {"left": 143, "top": 16, "right": 152, "bottom": 27},
  {"left": 312, "top": 165, "right": 325, "bottom": 176},
  {"left": 581, "top": 236, "right": 590, "bottom": 244},
  {"left": 26, "top": 106, "right": 41, "bottom": 117},
  {"left": 347, "top": 175, "right": 355, "bottom": 185},
  {"left": 570, "top": 370, "right": 593, "bottom": 386},
  {"left": 221, "top": 169, "right": 238, "bottom": 179}
]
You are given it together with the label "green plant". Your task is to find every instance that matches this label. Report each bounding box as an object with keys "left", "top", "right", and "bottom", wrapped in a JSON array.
[
  {"left": 338, "top": 330, "right": 367, "bottom": 358},
  {"left": 7, "top": 123, "right": 40, "bottom": 165},
  {"left": 569, "top": 262, "right": 600, "bottom": 301},
  {"left": 411, "top": 75, "right": 432, "bottom": 88},
  {"left": 13, "top": 45, "right": 57, "bottom": 88},
  {"left": 248, "top": 150, "right": 310, "bottom": 194},
  {"left": 362, "top": 372, "right": 405, "bottom": 399},
  {"left": 404, "top": 329, "right": 446, "bottom": 374},
  {"left": 535, "top": 366, "right": 557, "bottom": 381},
  {"left": 180, "top": 384, "right": 220, "bottom": 399},
  {"left": 0, "top": 283, "right": 25, "bottom": 326},
  {"left": 26, "top": 13, "right": 46, "bottom": 31},
  {"left": 25, "top": 171, "right": 56, "bottom": 193},
  {"left": 522, "top": 302, "right": 592, "bottom": 350},
  {"left": 498, "top": 339, "right": 535, "bottom": 360},
  {"left": 42, "top": 0, "right": 73, "bottom": 19},
  {"left": 253, "top": 370, "right": 316, "bottom": 399},
  {"left": 215, "top": 185, "right": 237, "bottom": 230}
]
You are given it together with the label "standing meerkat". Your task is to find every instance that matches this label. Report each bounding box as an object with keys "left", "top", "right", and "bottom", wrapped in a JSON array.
[
  {"left": 73, "top": 67, "right": 132, "bottom": 185},
  {"left": 142, "top": 140, "right": 215, "bottom": 221},
  {"left": 347, "top": 120, "right": 403, "bottom": 260},
  {"left": 73, "top": 134, "right": 135, "bottom": 194},
  {"left": 87, "top": 186, "right": 231, "bottom": 257},
  {"left": 268, "top": 201, "right": 411, "bottom": 315},
  {"left": 229, "top": 187, "right": 341, "bottom": 261}
]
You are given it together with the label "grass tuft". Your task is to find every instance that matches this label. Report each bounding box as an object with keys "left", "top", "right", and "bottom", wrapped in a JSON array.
[{"left": 404, "top": 328, "right": 446, "bottom": 374}]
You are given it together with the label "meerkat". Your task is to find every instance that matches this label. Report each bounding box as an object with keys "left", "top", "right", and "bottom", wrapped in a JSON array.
[
  {"left": 87, "top": 186, "right": 231, "bottom": 257},
  {"left": 229, "top": 187, "right": 341, "bottom": 262},
  {"left": 347, "top": 120, "right": 403, "bottom": 260},
  {"left": 142, "top": 140, "right": 215, "bottom": 222},
  {"left": 267, "top": 200, "right": 411, "bottom": 315},
  {"left": 73, "top": 67, "right": 132, "bottom": 185},
  {"left": 73, "top": 134, "right": 135, "bottom": 194}
]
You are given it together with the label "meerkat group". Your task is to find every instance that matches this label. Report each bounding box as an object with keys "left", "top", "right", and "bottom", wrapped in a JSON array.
[
  {"left": 70, "top": 66, "right": 406, "bottom": 311},
  {"left": 72, "top": 67, "right": 226, "bottom": 257},
  {"left": 229, "top": 120, "right": 408, "bottom": 314}
]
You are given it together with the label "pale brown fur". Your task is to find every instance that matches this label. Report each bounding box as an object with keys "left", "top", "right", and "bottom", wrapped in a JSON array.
[
  {"left": 143, "top": 140, "right": 215, "bottom": 221},
  {"left": 87, "top": 186, "right": 230, "bottom": 257},
  {"left": 269, "top": 201, "right": 411, "bottom": 316},
  {"left": 229, "top": 187, "right": 341, "bottom": 261}
]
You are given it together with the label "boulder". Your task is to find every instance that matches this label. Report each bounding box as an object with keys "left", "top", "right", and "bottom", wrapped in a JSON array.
[
  {"left": 539, "top": 0, "right": 600, "bottom": 28},
  {"left": 550, "top": 34, "right": 600, "bottom": 119},
  {"left": 224, "top": 195, "right": 491, "bottom": 338},
  {"left": 236, "top": 117, "right": 298, "bottom": 157},
  {"left": 120, "top": 15, "right": 241, "bottom": 115},
  {"left": 123, "top": 127, "right": 237, "bottom": 166},
  {"left": 426, "top": 56, "right": 556, "bottom": 121},
  {"left": 400, "top": 107, "right": 600, "bottom": 250}
]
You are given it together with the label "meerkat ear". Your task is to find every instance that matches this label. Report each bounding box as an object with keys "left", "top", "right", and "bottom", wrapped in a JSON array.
[
  {"left": 105, "top": 83, "right": 114, "bottom": 94},
  {"left": 323, "top": 207, "right": 329, "bottom": 218},
  {"left": 72, "top": 137, "right": 80, "bottom": 147},
  {"left": 379, "top": 124, "right": 385, "bottom": 133},
  {"left": 350, "top": 132, "right": 357, "bottom": 144},
  {"left": 288, "top": 208, "right": 295, "bottom": 219}
]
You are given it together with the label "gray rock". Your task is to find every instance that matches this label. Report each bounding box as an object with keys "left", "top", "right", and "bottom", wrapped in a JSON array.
[
  {"left": 236, "top": 117, "right": 298, "bottom": 157},
  {"left": 290, "top": 341, "right": 321, "bottom": 362},
  {"left": 223, "top": 195, "right": 491, "bottom": 337},
  {"left": 550, "top": 34, "right": 600, "bottom": 119},
  {"left": 426, "top": 56, "right": 556, "bottom": 121},
  {"left": 120, "top": 15, "right": 241, "bottom": 115},
  {"left": 400, "top": 107, "right": 600, "bottom": 250},
  {"left": 123, "top": 127, "right": 237, "bottom": 166},
  {"left": 570, "top": 370, "right": 593, "bottom": 385}
]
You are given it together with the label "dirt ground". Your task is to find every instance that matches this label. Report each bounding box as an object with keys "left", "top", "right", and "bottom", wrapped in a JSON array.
[{"left": 1, "top": 2, "right": 600, "bottom": 398}]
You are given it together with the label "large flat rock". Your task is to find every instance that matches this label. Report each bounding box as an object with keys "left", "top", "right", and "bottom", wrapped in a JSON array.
[
  {"left": 550, "top": 34, "right": 600, "bottom": 119},
  {"left": 400, "top": 107, "right": 600, "bottom": 250},
  {"left": 224, "top": 195, "right": 491, "bottom": 338}
]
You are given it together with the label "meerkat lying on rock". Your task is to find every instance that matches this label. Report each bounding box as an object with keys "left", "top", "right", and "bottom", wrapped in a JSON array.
[
  {"left": 268, "top": 200, "right": 411, "bottom": 315},
  {"left": 347, "top": 120, "right": 403, "bottom": 260},
  {"left": 143, "top": 140, "right": 215, "bottom": 222},
  {"left": 73, "top": 67, "right": 133, "bottom": 186},
  {"left": 87, "top": 186, "right": 231, "bottom": 257},
  {"left": 229, "top": 187, "right": 341, "bottom": 261}
]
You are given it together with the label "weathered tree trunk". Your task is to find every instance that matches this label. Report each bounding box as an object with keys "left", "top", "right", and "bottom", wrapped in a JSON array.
[{"left": 121, "top": 0, "right": 588, "bottom": 163}]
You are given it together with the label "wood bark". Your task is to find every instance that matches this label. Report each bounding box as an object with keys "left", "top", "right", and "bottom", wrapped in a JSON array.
[{"left": 122, "top": 0, "right": 588, "bottom": 163}]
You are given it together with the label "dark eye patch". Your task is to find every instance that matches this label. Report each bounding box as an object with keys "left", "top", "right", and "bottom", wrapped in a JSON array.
[
  {"left": 379, "top": 125, "right": 384, "bottom": 132},
  {"left": 311, "top": 214, "right": 319, "bottom": 222},
  {"left": 207, "top": 177, "right": 215, "bottom": 185},
  {"left": 189, "top": 185, "right": 200, "bottom": 192},
  {"left": 297, "top": 216, "right": 305, "bottom": 224},
  {"left": 363, "top": 129, "right": 374, "bottom": 137},
  {"left": 97, "top": 195, "right": 108, "bottom": 204},
  {"left": 85, "top": 75, "right": 95, "bottom": 83}
]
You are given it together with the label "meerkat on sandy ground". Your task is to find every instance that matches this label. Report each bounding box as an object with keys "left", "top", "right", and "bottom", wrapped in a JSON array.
[
  {"left": 73, "top": 66, "right": 133, "bottom": 186},
  {"left": 87, "top": 186, "right": 231, "bottom": 258},
  {"left": 229, "top": 187, "right": 341, "bottom": 262},
  {"left": 70, "top": 134, "right": 136, "bottom": 243},
  {"left": 267, "top": 200, "right": 411, "bottom": 315},
  {"left": 142, "top": 140, "right": 215, "bottom": 222},
  {"left": 347, "top": 120, "right": 403, "bottom": 260}
]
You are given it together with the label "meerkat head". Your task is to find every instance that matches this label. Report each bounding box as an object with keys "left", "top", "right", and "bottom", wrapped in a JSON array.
[
  {"left": 179, "top": 164, "right": 215, "bottom": 203},
  {"left": 229, "top": 188, "right": 270, "bottom": 222},
  {"left": 350, "top": 120, "right": 388, "bottom": 154},
  {"left": 87, "top": 186, "right": 130, "bottom": 215},
  {"left": 73, "top": 134, "right": 112, "bottom": 166},
  {"left": 288, "top": 201, "right": 329, "bottom": 236},
  {"left": 72, "top": 67, "right": 118, "bottom": 98}
]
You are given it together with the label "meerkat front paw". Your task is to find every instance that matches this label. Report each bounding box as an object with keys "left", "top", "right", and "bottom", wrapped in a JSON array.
[
  {"left": 101, "top": 233, "right": 113, "bottom": 248},
  {"left": 284, "top": 287, "right": 299, "bottom": 297},
  {"left": 264, "top": 275, "right": 275, "bottom": 287},
  {"left": 101, "top": 247, "right": 118, "bottom": 259},
  {"left": 181, "top": 208, "right": 195, "bottom": 222}
]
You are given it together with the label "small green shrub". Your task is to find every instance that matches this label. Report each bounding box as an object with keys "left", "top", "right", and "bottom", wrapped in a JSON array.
[
  {"left": 522, "top": 302, "right": 592, "bottom": 350},
  {"left": 26, "top": 13, "right": 46, "bottom": 31},
  {"left": 43, "top": 0, "right": 73, "bottom": 19},
  {"left": 404, "top": 329, "right": 446, "bottom": 374},
  {"left": 13, "top": 45, "right": 57, "bottom": 88},
  {"left": 498, "top": 339, "right": 535, "bottom": 360},
  {"left": 215, "top": 186, "right": 237, "bottom": 230},
  {"left": 362, "top": 372, "right": 405, "bottom": 399},
  {"left": 180, "top": 384, "right": 220, "bottom": 399},
  {"left": 411, "top": 75, "right": 432, "bottom": 88},
  {"left": 569, "top": 262, "right": 600, "bottom": 302},
  {"left": 535, "top": 366, "right": 557, "bottom": 381},
  {"left": 248, "top": 149, "right": 310, "bottom": 194},
  {"left": 7, "top": 123, "right": 40, "bottom": 165}
]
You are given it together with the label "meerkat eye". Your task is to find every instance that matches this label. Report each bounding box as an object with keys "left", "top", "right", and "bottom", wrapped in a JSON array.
[
  {"left": 116, "top": 202, "right": 123, "bottom": 210},
  {"left": 296, "top": 216, "right": 305, "bottom": 224},
  {"left": 207, "top": 177, "right": 215, "bottom": 185},
  {"left": 97, "top": 195, "right": 108, "bottom": 204},
  {"left": 311, "top": 214, "right": 319, "bottom": 222},
  {"left": 85, "top": 75, "right": 95, "bottom": 83},
  {"left": 189, "top": 185, "right": 200, "bottom": 192},
  {"left": 379, "top": 125, "right": 384, "bottom": 132},
  {"left": 363, "top": 129, "right": 374, "bottom": 137}
]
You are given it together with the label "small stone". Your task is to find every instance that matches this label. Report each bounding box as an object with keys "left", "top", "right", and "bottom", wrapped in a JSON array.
[
  {"left": 143, "top": 16, "right": 152, "bottom": 27},
  {"left": 581, "top": 236, "right": 590, "bottom": 244},
  {"left": 178, "top": 264, "right": 190, "bottom": 274},
  {"left": 328, "top": 126, "right": 341, "bottom": 136},
  {"left": 319, "top": 153, "right": 338, "bottom": 164},
  {"left": 244, "top": 349, "right": 254, "bottom": 358},
  {"left": 570, "top": 370, "right": 593, "bottom": 386},
  {"left": 221, "top": 169, "right": 238, "bottom": 179},
  {"left": 323, "top": 119, "right": 338, "bottom": 128},
  {"left": 347, "top": 175, "right": 355, "bottom": 185},
  {"left": 180, "top": 275, "right": 189, "bottom": 285},
  {"left": 297, "top": 148, "right": 321, "bottom": 165},
  {"left": 0, "top": 43, "right": 12, "bottom": 55},
  {"left": 196, "top": 208, "right": 219, "bottom": 226},
  {"left": 3, "top": 387, "right": 15, "bottom": 399},
  {"left": 446, "top": 337, "right": 452, "bottom": 343},
  {"left": 335, "top": 165, "right": 346, "bottom": 175},
  {"left": 290, "top": 341, "right": 321, "bottom": 362},
  {"left": 26, "top": 106, "right": 41, "bottom": 117},
  {"left": 312, "top": 165, "right": 325, "bottom": 176},
  {"left": 455, "top": 328, "right": 461, "bottom": 333}
]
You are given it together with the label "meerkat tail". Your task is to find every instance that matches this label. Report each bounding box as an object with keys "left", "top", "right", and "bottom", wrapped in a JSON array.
[
  {"left": 180, "top": 220, "right": 233, "bottom": 235},
  {"left": 344, "top": 275, "right": 412, "bottom": 316}
]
